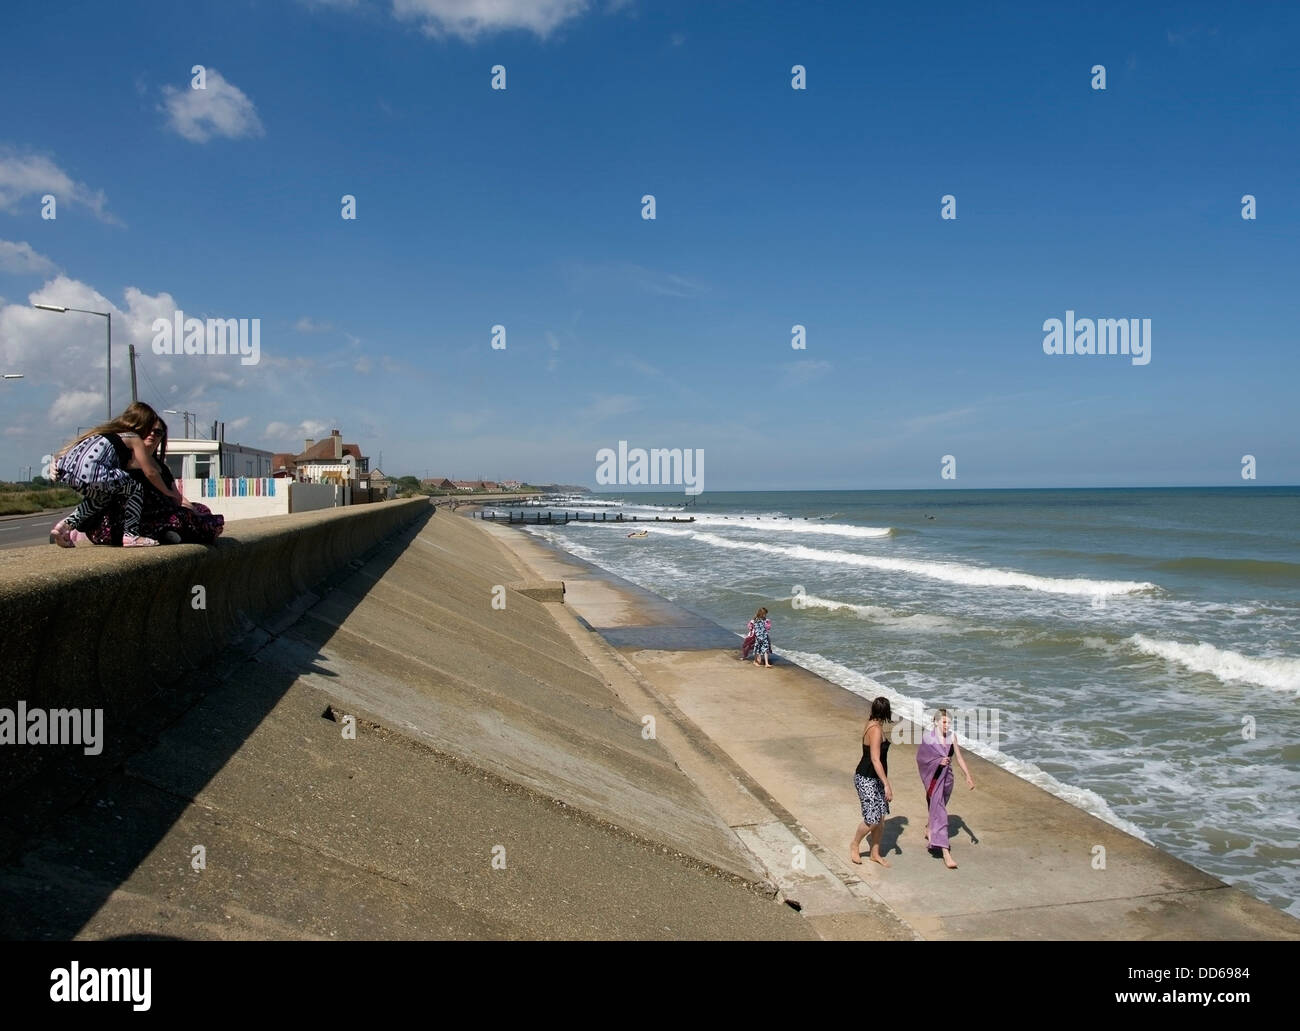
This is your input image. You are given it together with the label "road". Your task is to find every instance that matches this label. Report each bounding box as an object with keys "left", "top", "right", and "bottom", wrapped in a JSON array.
[{"left": 0, "top": 507, "right": 78, "bottom": 550}]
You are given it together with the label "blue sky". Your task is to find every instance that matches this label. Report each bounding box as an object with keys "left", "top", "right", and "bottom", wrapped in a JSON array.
[{"left": 1, "top": 0, "right": 1296, "bottom": 490}]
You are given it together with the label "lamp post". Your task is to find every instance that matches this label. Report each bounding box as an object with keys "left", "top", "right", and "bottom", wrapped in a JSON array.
[
  {"left": 164, "top": 409, "right": 199, "bottom": 438},
  {"left": 33, "top": 304, "right": 112, "bottom": 419}
]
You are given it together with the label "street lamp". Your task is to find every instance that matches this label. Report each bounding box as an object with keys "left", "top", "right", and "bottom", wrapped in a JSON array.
[
  {"left": 33, "top": 304, "right": 112, "bottom": 419},
  {"left": 164, "top": 409, "right": 200, "bottom": 438}
]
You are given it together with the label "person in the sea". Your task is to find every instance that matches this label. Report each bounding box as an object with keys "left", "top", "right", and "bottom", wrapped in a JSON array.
[
  {"left": 49, "top": 402, "right": 188, "bottom": 548},
  {"left": 916, "top": 707, "right": 975, "bottom": 869},
  {"left": 850, "top": 696, "right": 894, "bottom": 867},
  {"left": 749, "top": 606, "right": 772, "bottom": 667},
  {"left": 76, "top": 419, "right": 224, "bottom": 546}
]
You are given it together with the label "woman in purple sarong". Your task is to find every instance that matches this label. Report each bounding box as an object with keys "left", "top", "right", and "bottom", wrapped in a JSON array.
[{"left": 916, "top": 708, "right": 974, "bottom": 869}]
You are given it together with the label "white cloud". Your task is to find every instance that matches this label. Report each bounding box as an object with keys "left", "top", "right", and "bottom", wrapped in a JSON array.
[
  {"left": 614, "top": 356, "right": 663, "bottom": 379},
  {"left": 354, "top": 355, "right": 372, "bottom": 373},
  {"left": 161, "top": 69, "right": 265, "bottom": 144},
  {"left": 0, "top": 240, "right": 57, "bottom": 275},
  {"left": 265, "top": 420, "right": 331, "bottom": 447},
  {"left": 579, "top": 393, "right": 640, "bottom": 421},
  {"left": 226, "top": 416, "right": 251, "bottom": 431},
  {"left": 0, "top": 276, "right": 264, "bottom": 439},
  {"left": 903, "top": 406, "right": 977, "bottom": 434},
  {"left": 294, "top": 316, "right": 333, "bottom": 333},
  {"left": 562, "top": 260, "right": 707, "bottom": 298},
  {"left": 392, "top": 0, "right": 590, "bottom": 40},
  {"left": 0, "top": 147, "right": 119, "bottom": 223},
  {"left": 49, "top": 390, "right": 103, "bottom": 424},
  {"left": 783, "top": 360, "right": 831, "bottom": 385}
]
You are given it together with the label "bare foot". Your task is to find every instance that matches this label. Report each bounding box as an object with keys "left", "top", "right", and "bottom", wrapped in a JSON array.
[
  {"left": 850, "top": 846, "right": 862, "bottom": 865},
  {"left": 869, "top": 852, "right": 891, "bottom": 868},
  {"left": 942, "top": 849, "right": 957, "bottom": 869}
]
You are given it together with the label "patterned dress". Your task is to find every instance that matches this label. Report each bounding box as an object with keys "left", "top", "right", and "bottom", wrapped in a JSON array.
[
  {"left": 84, "top": 464, "right": 224, "bottom": 546},
  {"left": 750, "top": 618, "right": 771, "bottom": 656},
  {"left": 55, "top": 433, "right": 148, "bottom": 535}
]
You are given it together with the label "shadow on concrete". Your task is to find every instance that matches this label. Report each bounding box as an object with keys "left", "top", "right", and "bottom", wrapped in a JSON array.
[
  {"left": 881, "top": 815, "right": 910, "bottom": 856},
  {"left": 921, "top": 813, "right": 981, "bottom": 863},
  {"left": 0, "top": 507, "right": 434, "bottom": 940},
  {"left": 948, "top": 812, "right": 979, "bottom": 845}
]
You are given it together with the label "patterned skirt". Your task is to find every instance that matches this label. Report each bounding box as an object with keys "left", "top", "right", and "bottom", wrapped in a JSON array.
[
  {"left": 854, "top": 772, "right": 890, "bottom": 826},
  {"left": 84, "top": 480, "right": 224, "bottom": 546}
]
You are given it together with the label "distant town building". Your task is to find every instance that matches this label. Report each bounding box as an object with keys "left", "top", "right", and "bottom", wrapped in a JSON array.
[
  {"left": 271, "top": 452, "right": 297, "bottom": 478},
  {"left": 295, "top": 429, "right": 370, "bottom": 487}
]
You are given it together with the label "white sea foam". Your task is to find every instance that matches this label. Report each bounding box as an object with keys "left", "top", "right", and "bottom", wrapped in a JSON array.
[
  {"left": 686, "top": 515, "right": 894, "bottom": 538},
  {"left": 676, "top": 531, "right": 1158, "bottom": 597},
  {"left": 564, "top": 516, "right": 894, "bottom": 539},
  {"left": 524, "top": 526, "right": 599, "bottom": 562},
  {"left": 1128, "top": 634, "right": 1300, "bottom": 693},
  {"left": 780, "top": 648, "right": 1153, "bottom": 843},
  {"left": 794, "top": 593, "right": 960, "bottom": 632}
]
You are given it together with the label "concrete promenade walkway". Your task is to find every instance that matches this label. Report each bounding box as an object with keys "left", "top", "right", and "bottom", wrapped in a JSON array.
[{"left": 478, "top": 518, "right": 1300, "bottom": 941}]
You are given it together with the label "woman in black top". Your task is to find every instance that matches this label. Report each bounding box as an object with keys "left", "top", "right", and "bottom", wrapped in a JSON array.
[{"left": 850, "top": 696, "right": 894, "bottom": 867}]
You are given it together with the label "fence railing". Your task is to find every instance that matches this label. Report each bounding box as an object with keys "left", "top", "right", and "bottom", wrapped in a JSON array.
[{"left": 197, "top": 477, "right": 278, "bottom": 498}]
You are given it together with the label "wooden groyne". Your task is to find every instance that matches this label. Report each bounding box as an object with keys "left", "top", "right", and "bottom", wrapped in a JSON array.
[{"left": 474, "top": 511, "right": 695, "bottom": 526}]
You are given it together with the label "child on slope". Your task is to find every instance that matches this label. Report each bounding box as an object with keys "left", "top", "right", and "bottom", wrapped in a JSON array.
[{"left": 749, "top": 606, "right": 772, "bottom": 667}]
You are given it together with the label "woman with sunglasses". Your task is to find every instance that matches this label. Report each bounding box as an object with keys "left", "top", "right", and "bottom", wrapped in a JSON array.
[
  {"left": 73, "top": 419, "right": 222, "bottom": 547},
  {"left": 50, "top": 402, "right": 184, "bottom": 548}
]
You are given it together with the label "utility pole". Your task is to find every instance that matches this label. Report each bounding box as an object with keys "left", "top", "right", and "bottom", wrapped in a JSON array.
[{"left": 129, "top": 345, "right": 138, "bottom": 402}]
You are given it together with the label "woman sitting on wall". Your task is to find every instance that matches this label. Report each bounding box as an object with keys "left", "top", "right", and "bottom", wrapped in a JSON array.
[{"left": 75, "top": 419, "right": 224, "bottom": 546}]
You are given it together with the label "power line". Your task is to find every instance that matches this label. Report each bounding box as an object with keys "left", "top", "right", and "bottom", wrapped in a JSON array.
[
  {"left": 133, "top": 358, "right": 205, "bottom": 437},
  {"left": 133, "top": 356, "right": 168, "bottom": 407}
]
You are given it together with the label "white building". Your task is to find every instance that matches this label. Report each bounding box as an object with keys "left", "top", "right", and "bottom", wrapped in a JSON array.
[{"left": 164, "top": 438, "right": 274, "bottom": 481}]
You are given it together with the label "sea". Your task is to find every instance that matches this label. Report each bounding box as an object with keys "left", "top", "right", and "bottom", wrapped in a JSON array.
[{"left": 494, "top": 487, "right": 1300, "bottom": 917}]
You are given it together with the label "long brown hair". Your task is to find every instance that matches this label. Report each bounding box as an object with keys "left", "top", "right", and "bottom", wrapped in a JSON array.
[{"left": 55, "top": 402, "right": 161, "bottom": 461}]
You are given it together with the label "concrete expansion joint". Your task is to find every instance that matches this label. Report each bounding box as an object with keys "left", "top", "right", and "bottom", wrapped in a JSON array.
[{"left": 953, "top": 883, "right": 1232, "bottom": 920}]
